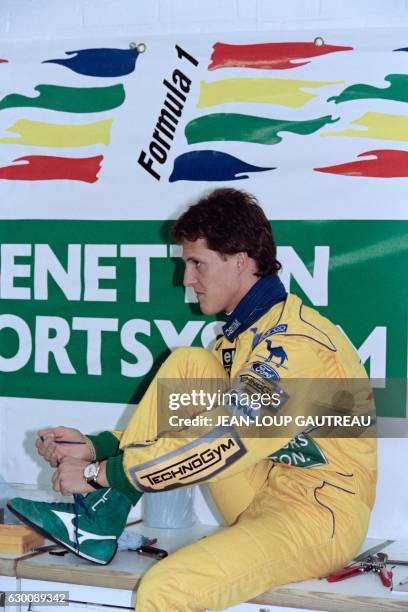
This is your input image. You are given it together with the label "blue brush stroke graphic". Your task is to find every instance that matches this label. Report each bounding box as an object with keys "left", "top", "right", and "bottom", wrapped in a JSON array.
[
  {"left": 43, "top": 48, "right": 139, "bottom": 77},
  {"left": 169, "top": 150, "right": 275, "bottom": 182},
  {"left": 393, "top": 47, "right": 408, "bottom": 52}
]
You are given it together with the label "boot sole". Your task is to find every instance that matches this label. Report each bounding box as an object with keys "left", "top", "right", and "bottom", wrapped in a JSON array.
[{"left": 7, "top": 502, "right": 117, "bottom": 566}]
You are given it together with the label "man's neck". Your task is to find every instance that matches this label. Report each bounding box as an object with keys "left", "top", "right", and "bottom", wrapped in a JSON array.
[{"left": 226, "top": 275, "right": 259, "bottom": 314}]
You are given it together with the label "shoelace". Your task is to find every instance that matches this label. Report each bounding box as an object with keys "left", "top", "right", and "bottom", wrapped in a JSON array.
[
  {"left": 73, "top": 493, "right": 91, "bottom": 553},
  {"left": 54, "top": 454, "right": 92, "bottom": 554}
]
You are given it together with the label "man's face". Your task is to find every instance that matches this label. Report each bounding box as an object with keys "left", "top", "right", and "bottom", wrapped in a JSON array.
[{"left": 182, "top": 239, "right": 243, "bottom": 315}]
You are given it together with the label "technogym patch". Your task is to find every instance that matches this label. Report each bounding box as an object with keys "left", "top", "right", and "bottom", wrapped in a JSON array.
[{"left": 128, "top": 426, "right": 246, "bottom": 492}]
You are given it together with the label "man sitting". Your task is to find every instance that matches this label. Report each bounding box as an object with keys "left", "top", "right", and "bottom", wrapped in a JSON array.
[{"left": 10, "top": 188, "right": 377, "bottom": 611}]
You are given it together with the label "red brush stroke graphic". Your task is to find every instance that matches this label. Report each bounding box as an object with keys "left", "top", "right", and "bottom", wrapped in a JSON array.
[
  {"left": 0, "top": 59, "right": 8, "bottom": 63},
  {"left": 315, "top": 150, "right": 408, "bottom": 178},
  {"left": 0, "top": 155, "right": 103, "bottom": 182},
  {"left": 208, "top": 42, "right": 353, "bottom": 70}
]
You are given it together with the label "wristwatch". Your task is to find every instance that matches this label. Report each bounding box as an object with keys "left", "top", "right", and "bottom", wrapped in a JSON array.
[{"left": 83, "top": 461, "right": 103, "bottom": 489}]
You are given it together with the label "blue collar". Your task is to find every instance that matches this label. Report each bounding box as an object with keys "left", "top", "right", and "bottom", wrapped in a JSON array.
[{"left": 222, "top": 275, "right": 287, "bottom": 342}]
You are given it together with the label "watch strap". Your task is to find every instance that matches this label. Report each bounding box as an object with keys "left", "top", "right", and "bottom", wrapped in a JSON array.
[
  {"left": 84, "top": 461, "right": 102, "bottom": 489},
  {"left": 88, "top": 478, "right": 104, "bottom": 490}
]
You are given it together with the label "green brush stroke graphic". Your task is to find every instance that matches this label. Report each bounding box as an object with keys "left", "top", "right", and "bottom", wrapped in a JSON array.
[
  {"left": 328, "top": 74, "right": 408, "bottom": 104},
  {"left": 0, "top": 84, "right": 125, "bottom": 113},
  {"left": 185, "top": 113, "right": 339, "bottom": 145}
]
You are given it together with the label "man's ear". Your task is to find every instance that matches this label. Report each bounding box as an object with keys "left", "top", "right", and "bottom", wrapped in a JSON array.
[{"left": 236, "top": 251, "right": 249, "bottom": 271}]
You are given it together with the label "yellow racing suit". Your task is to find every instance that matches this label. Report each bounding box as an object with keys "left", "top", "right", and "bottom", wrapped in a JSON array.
[{"left": 93, "top": 293, "right": 377, "bottom": 611}]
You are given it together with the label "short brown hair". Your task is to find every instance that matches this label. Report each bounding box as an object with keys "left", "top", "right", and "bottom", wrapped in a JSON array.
[{"left": 172, "top": 188, "right": 281, "bottom": 276}]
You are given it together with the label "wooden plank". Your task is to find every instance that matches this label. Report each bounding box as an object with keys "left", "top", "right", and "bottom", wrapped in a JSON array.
[
  {"left": 16, "top": 549, "right": 152, "bottom": 590},
  {"left": 16, "top": 523, "right": 219, "bottom": 590},
  {"left": 0, "top": 542, "right": 66, "bottom": 577},
  {"left": 18, "top": 561, "right": 142, "bottom": 591},
  {"left": 17, "top": 551, "right": 408, "bottom": 610},
  {"left": 0, "top": 547, "right": 50, "bottom": 577},
  {"left": 0, "top": 555, "right": 18, "bottom": 577},
  {"left": 13, "top": 533, "right": 408, "bottom": 611},
  {"left": 250, "top": 587, "right": 408, "bottom": 612}
]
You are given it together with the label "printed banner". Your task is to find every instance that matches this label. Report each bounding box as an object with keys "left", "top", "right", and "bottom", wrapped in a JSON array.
[
  {"left": 0, "top": 219, "right": 406, "bottom": 417},
  {"left": 0, "top": 31, "right": 407, "bottom": 418}
]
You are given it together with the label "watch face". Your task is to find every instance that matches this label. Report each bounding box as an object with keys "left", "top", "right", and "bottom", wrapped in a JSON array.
[{"left": 84, "top": 463, "right": 97, "bottom": 479}]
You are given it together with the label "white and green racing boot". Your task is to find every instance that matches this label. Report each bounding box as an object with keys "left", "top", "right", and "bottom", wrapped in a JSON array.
[{"left": 8, "top": 488, "right": 131, "bottom": 565}]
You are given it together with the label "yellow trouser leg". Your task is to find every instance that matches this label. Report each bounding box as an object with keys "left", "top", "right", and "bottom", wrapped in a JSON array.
[
  {"left": 136, "top": 464, "right": 371, "bottom": 611},
  {"left": 205, "top": 459, "right": 272, "bottom": 525},
  {"left": 120, "top": 347, "right": 228, "bottom": 449}
]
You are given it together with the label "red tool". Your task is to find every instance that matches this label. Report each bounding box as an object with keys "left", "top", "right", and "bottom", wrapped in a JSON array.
[
  {"left": 326, "top": 553, "right": 393, "bottom": 589},
  {"left": 327, "top": 564, "right": 368, "bottom": 581}
]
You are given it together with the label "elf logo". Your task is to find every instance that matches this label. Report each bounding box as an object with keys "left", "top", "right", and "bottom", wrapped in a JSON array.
[
  {"left": 222, "top": 348, "right": 236, "bottom": 373},
  {"left": 130, "top": 427, "right": 246, "bottom": 492}
]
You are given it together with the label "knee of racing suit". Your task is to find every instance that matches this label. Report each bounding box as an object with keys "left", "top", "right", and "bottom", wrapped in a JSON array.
[
  {"left": 163, "top": 346, "right": 227, "bottom": 381},
  {"left": 136, "top": 561, "right": 194, "bottom": 612}
]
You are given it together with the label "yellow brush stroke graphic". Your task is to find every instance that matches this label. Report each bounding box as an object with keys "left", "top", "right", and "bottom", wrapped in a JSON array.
[
  {"left": 197, "top": 78, "right": 344, "bottom": 109},
  {"left": 0, "top": 119, "right": 113, "bottom": 147},
  {"left": 321, "top": 112, "right": 408, "bottom": 141}
]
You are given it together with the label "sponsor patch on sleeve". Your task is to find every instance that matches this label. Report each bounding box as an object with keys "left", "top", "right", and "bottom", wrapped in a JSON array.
[{"left": 127, "top": 426, "right": 247, "bottom": 492}]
